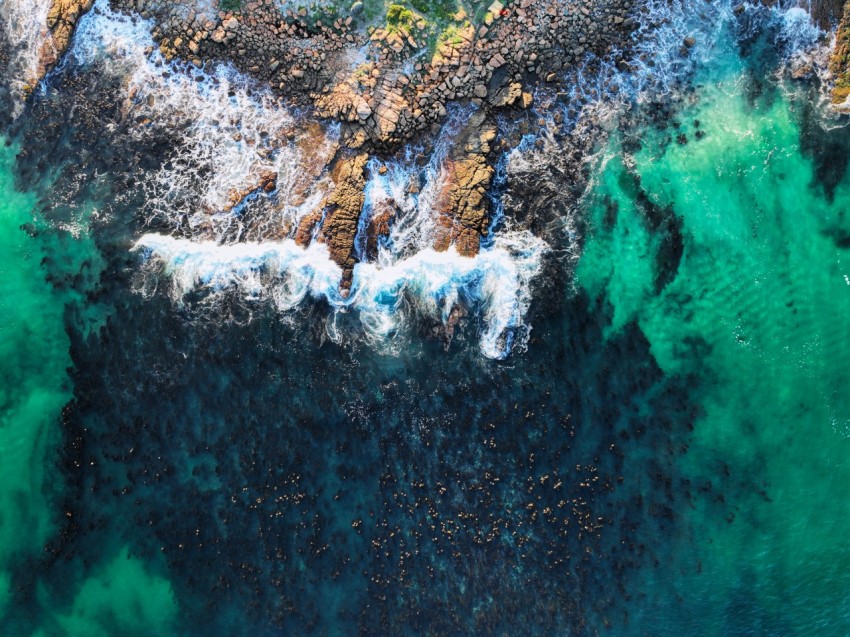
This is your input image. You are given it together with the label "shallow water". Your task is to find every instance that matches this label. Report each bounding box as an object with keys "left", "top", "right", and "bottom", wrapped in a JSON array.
[
  {"left": 580, "top": 26, "right": 850, "bottom": 633},
  {"left": 1, "top": 0, "right": 850, "bottom": 635}
]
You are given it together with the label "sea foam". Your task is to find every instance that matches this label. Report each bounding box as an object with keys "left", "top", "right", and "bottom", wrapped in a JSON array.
[
  {"left": 70, "top": 2, "right": 335, "bottom": 239},
  {"left": 134, "top": 231, "right": 547, "bottom": 359},
  {"left": 0, "top": 0, "right": 53, "bottom": 111}
]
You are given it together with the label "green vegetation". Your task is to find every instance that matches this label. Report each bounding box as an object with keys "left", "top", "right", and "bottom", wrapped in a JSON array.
[
  {"left": 220, "top": 0, "right": 241, "bottom": 11},
  {"left": 409, "top": 0, "right": 457, "bottom": 22},
  {"left": 387, "top": 3, "right": 417, "bottom": 28},
  {"left": 439, "top": 21, "right": 466, "bottom": 46}
]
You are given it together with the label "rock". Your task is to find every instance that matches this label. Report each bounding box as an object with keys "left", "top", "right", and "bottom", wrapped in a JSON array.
[
  {"left": 350, "top": 1, "right": 364, "bottom": 16},
  {"left": 259, "top": 171, "right": 277, "bottom": 192},
  {"left": 355, "top": 97, "right": 372, "bottom": 121},
  {"left": 489, "top": 82, "right": 523, "bottom": 107},
  {"left": 37, "top": 0, "right": 95, "bottom": 85},
  {"left": 316, "top": 153, "right": 369, "bottom": 295},
  {"left": 223, "top": 170, "right": 278, "bottom": 212},
  {"left": 432, "top": 115, "right": 497, "bottom": 257},
  {"left": 830, "top": 0, "right": 850, "bottom": 106},
  {"left": 295, "top": 208, "right": 323, "bottom": 247},
  {"left": 791, "top": 63, "right": 813, "bottom": 80},
  {"left": 683, "top": 36, "right": 696, "bottom": 48},
  {"left": 365, "top": 199, "right": 396, "bottom": 259}
]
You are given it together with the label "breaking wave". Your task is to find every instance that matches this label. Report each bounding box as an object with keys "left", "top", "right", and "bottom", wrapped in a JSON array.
[
  {"left": 62, "top": 3, "right": 552, "bottom": 359},
  {"left": 134, "top": 231, "right": 547, "bottom": 359},
  {"left": 0, "top": 0, "right": 53, "bottom": 111}
]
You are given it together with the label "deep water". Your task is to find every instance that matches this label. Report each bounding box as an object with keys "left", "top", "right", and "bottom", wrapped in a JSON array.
[{"left": 1, "top": 2, "right": 850, "bottom": 636}]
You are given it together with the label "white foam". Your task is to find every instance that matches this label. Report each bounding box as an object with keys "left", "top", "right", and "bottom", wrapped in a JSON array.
[
  {"left": 71, "top": 2, "right": 334, "bottom": 237},
  {"left": 0, "top": 0, "right": 53, "bottom": 110},
  {"left": 133, "top": 234, "right": 345, "bottom": 308},
  {"left": 353, "top": 230, "right": 547, "bottom": 358},
  {"left": 779, "top": 6, "right": 822, "bottom": 51},
  {"left": 36, "top": 1, "right": 551, "bottom": 358},
  {"left": 134, "top": 231, "right": 547, "bottom": 359}
]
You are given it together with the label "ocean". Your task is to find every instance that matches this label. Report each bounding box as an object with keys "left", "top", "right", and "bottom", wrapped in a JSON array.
[{"left": 0, "top": 0, "right": 849, "bottom": 634}]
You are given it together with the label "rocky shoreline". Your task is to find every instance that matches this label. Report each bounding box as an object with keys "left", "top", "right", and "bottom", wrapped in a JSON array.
[
  {"left": 13, "top": 0, "right": 848, "bottom": 300},
  {"left": 132, "top": 0, "right": 636, "bottom": 148},
  {"left": 14, "top": 0, "right": 646, "bottom": 295}
]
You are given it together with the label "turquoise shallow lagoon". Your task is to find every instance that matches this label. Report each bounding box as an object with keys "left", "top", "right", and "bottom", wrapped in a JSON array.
[{"left": 1, "top": 2, "right": 850, "bottom": 635}]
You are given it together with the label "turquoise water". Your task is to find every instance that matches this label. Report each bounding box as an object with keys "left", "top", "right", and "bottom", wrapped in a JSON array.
[
  {"left": 0, "top": 141, "right": 178, "bottom": 635},
  {"left": 0, "top": 141, "right": 66, "bottom": 618},
  {"left": 579, "top": 40, "right": 850, "bottom": 634},
  {"left": 3, "top": 4, "right": 850, "bottom": 635}
]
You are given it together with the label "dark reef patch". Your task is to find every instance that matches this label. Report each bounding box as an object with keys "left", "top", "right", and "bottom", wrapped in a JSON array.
[
  {"left": 615, "top": 166, "right": 684, "bottom": 294},
  {"left": 799, "top": 95, "right": 850, "bottom": 203},
  {"left": 49, "top": 270, "right": 703, "bottom": 636}
]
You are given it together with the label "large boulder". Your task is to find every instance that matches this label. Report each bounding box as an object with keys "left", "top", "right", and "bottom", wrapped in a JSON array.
[{"left": 432, "top": 111, "right": 497, "bottom": 257}]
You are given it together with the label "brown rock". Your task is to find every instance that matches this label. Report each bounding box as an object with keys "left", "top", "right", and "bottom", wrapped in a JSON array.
[
  {"left": 36, "top": 0, "right": 95, "bottom": 85},
  {"left": 223, "top": 170, "right": 278, "bottom": 212},
  {"left": 365, "top": 199, "right": 396, "bottom": 260},
  {"left": 299, "top": 153, "right": 369, "bottom": 294},
  {"left": 432, "top": 115, "right": 496, "bottom": 257}
]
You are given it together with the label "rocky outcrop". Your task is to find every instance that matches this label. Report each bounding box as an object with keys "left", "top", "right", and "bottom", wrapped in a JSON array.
[
  {"left": 296, "top": 152, "right": 369, "bottom": 295},
  {"left": 320, "top": 152, "right": 369, "bottom": 294},
  {"left": 801, "top": 0, "right": 846, "bottom": 29},
  {"left": 433, "top": 111, "right": 499, "bottom": 257},
  {"left": 365, "top": 199, "right": 397, "bottom": 261},
  {"left": 831, "top": 1, "right": 850, "bottom": 110},
  {"left": 107, "top": 0, "right": 637, "bottom": 150},
  {"left": 223, "top": 170, "right": 277, "bottom": 212},
  {"left": 33, "top": 0, "right": 94, "bottom": 89},
  {"left": 18, "top": 0, "right": 645, "bottom": 285}
]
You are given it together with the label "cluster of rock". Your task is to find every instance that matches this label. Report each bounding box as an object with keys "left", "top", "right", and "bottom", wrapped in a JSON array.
[{"left": 27, "top": 0, "right": 642, "bottom": 295}]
